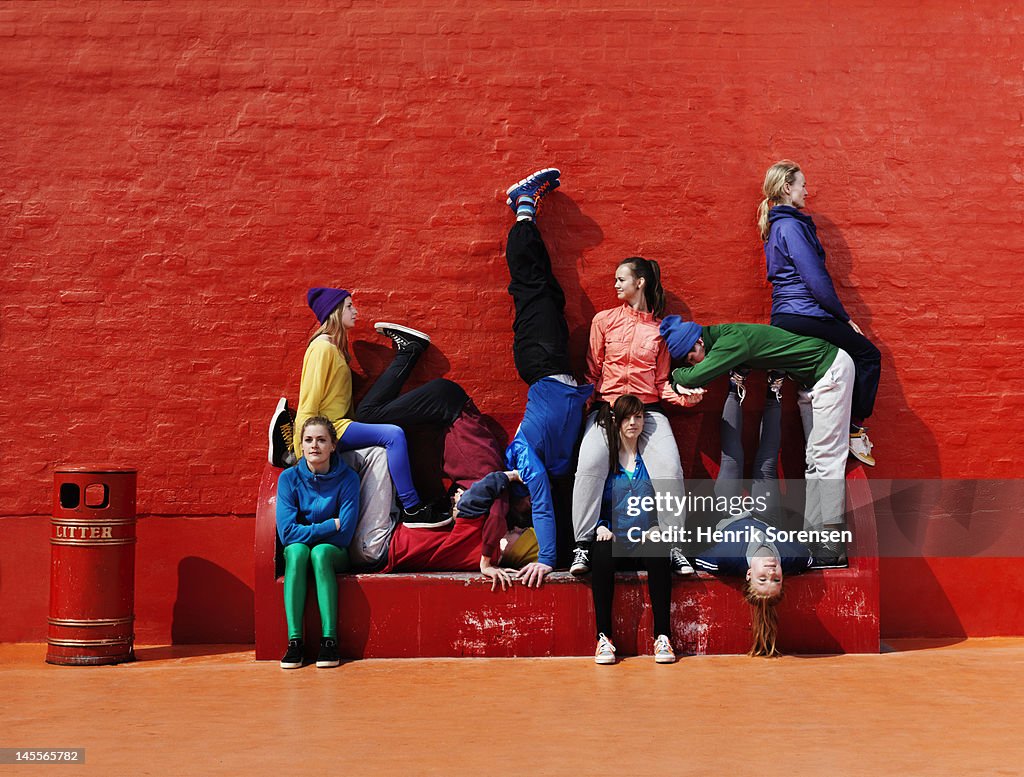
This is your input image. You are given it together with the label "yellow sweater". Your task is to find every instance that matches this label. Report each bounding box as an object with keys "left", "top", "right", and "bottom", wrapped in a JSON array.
[{"left": 293, "top": 337, "right": 354, "bottom": 458}]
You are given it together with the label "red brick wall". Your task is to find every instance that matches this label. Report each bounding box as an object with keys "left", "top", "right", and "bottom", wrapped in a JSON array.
[{"left": 2, "top": 1, "right": 1022, "bottom": 642}]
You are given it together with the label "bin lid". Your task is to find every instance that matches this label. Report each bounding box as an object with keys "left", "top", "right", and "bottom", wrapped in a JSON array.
[{"left": 55, "top": 465, "right": 138, "bottom": 474}]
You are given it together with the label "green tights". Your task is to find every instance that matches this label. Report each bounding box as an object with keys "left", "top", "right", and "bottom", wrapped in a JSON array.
[{"left": 283, "top": 543, "right": 350, "bottom": 640}]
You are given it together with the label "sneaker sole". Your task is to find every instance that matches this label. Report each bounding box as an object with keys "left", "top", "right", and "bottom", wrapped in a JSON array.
[
  {"left": 672, "top": 566, "right": 696, "bottom": 576},
  {"left": 595, "top": 655, "right": 616, "bottom": 665},
  {"left": 569, "top": 564, "right": 590, "bottom": 577},
  {"left": 268, "top": 397, "right": 288, "bottom": 467},
  {"left": 315, "top": 659, "right": 340, "bottom": 668},
  {"left": 401, "top": 516, "right": 454, "bottom": 530},
  {"left": 373, "top": 321, "right": 431, "bottom": 344},
  {"left": 810, "top": 560, "right": 849, "bottom": 570},
  {"left": 849, "top": 449, "right": 876, "bottom": 466},
  {"left": 279, "top": 660, "right": 303, "bottom": 669},
  {"left": 655, "top": 654, "right": 676, "bottom": 664},
  {"left": 505, "top": 167, "right": 561, "bottom": 205}
]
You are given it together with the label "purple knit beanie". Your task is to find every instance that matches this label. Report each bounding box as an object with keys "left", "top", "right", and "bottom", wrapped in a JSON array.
[
  {"left": 659, "top": 315, "right": 703, "bottom": 359},
  {"left": 307, "top": 287, "right": 351, "bottom": 325}
]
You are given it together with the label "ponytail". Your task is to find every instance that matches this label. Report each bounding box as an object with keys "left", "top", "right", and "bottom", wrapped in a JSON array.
[
  {"left": 758, "top": 159, "right": 802, "bottom": 242},
  {"left": 599, "top": 394, "right": 646, "bottom": 471},
  {"left": 618, "top": 257, "right": 666, "bottom": 318}
]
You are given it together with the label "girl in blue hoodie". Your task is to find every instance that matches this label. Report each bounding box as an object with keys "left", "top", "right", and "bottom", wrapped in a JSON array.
[
  {"left": 758, "top": 159, "right": 881, "bottom": 467},
  {"left": 275, "top": 415, "right": 360, "bottom": 669}
]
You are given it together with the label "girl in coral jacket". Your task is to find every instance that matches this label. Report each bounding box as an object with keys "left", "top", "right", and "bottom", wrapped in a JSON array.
[
  {"left": 275, "top": 416, "right": 360, "bottom": 670},
  {"left": 569, "top": 249, "right": 700, "bottom": 578},
  {"left": 758, "top": 159, "right": 882, "bottom": 467}
]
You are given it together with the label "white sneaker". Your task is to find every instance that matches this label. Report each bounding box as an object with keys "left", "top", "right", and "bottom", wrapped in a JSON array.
[
  {"left": 849, "top": 427, "right": 876, "bottom": 466},
  {"left": 654, "top": 634, "right": 675, "bottom": 664},
  {"left": 594, "top": 633, "right": 616, "bottom": 665}
]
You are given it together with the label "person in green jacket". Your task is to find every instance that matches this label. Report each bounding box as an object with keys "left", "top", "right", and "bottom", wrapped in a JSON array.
[{"left": 660, "top": 318, "right": 853, "bottom": 567}]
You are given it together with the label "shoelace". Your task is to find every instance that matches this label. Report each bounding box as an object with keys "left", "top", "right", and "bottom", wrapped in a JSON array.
[
  {"left": 597, "top": 635, "right": 616, "bottom": 655},
  {"left": 279, "top": 420, "right": 294, "bottom": 451},
  {"left": 654, "top": 636, "right": 672, "bottom": 655},
  {"left": 572, "top": 546, "right": 588, "bottom": 565},
  {"left": 386, "top": 331, "right": 415, "bottom": 349},
  {"left": 768, "top": 374, "right": 785, "bottom": 402},
  {"left": 855, "top": 428, "right": 873, "bottom": 452},
  {"left": 728, "top": 370, "right": 747, "bottom": 404}
]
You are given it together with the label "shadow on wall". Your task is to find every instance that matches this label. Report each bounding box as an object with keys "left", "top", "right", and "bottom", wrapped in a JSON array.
[
  {"left": 814, "top": 213, "right": 939, "bottom": 478},
  {"left": 529, "top": 191, "right": 605, "bottom": 376},
  {"left": 171, "top": 557, "right": 254, "bottom": 644}
]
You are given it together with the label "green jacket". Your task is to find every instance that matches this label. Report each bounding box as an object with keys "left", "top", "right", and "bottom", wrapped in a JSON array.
[{"left": 670, "top": 324, "right": 838, "bottom": 390}]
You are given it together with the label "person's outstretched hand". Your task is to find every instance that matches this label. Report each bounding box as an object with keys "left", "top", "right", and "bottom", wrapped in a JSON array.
[{"left": 516, "top": 562, "right": 553, "bottom": 588}]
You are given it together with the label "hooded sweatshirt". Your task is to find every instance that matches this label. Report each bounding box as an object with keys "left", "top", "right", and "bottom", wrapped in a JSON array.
[
  {"left": 276, "top": 452, "right": 360, "bottom": 549},
  {"left": 505, "top": 376, "right": 593, "bottom": 567},
  {"left": 670, "top": 324, "right": 838, "bottom": 390},
  {"left": 765, "top": 205, "right": 850, "bottom": 322}
]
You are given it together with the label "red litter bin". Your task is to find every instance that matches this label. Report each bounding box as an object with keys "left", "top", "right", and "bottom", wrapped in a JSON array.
[{"left": 47, "top": 467, "right": 137, "bottom": 665}]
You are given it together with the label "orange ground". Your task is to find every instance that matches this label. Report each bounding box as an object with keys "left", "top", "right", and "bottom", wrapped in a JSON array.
[{"left": 2, "top": 640, "right": 1023, "bottom": 777}]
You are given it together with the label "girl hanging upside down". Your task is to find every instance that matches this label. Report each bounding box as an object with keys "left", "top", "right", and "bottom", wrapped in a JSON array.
[{"left": 690, "top": 369, "right": 813, "bottom": 657}]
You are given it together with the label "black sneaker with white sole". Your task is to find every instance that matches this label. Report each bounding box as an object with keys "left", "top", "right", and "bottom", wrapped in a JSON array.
[
  {"left": 400, "top": 503, "right": 454, "bottom": 530},
  {"left": 280, "top": 639, "right": 304, "bottom": 669},
  {"left": 316, "top": 637, "right": 340, "bottom": 668},
  {"left": 374, "top": 322, "right": 431, "bottom": 354},
  {"left": 569, "top": 544, "right": 591, "bottom": 576},
  {"left": 268, "top": 397, "right": 297, "bottom": 469},
  {"left": 670, "top": 547, "right": 695, "bottom": 576},
  {"left": 810, "top": 533, "right": 849, "bottom": 569}
]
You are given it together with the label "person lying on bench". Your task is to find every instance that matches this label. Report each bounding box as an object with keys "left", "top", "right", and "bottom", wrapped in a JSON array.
[{"left": 383, "top": 469, "right": 539, "bottom": 591}]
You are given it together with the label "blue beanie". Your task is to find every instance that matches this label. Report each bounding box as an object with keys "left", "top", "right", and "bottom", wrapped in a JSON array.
[
  {"left": 307, "top": 287, "right": 351, "bottom": 325},
  {"left": 659, "top": 316, "right": 703, "bottom": 359}
]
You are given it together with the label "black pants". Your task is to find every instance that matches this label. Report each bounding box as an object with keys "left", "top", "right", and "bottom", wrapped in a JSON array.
[
  {"left": 771, "top": 312, "right": 881, "bottom": 424},
  {"left": 590, "top": 539, "right": 672, "bottom": 639},
  {"left": 355, "top": 348, "right": 468, "bottom": 427},
  {"left": 506, "top": 220, "right": 572, "bottom": 386}
]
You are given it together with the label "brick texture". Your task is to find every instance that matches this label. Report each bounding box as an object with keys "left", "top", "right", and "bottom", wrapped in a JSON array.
[{"left": 2, "top": 1, "right": 1023, "bottom": 641}]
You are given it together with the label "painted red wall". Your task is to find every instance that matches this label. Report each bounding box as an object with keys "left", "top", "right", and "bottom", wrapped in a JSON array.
[{"left": 2, "top": 1, "right": 1022, "bottom": 643}]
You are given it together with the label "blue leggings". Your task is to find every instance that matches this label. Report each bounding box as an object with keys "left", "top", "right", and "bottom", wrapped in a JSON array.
[{"left": 340, "top": 421, "right": 421, "bottom": 509}]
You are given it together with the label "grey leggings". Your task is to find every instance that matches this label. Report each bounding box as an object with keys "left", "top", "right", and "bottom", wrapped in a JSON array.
[
  {"left": 716, "top": 385, "right": 782, "bottom": 521},
  {"left": 572, "top": 408, "right": 686, "bottom": 542}
]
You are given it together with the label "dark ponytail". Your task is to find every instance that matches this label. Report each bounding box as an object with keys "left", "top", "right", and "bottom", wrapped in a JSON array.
[{"left": 618, "top": 257, "right": 666, "bottom": 318}]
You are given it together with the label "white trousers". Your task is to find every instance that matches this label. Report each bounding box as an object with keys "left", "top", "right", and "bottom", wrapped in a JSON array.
[
  {"left": 571, "top": 409, "right": 686, "bottom": 542},
  {"left": 341, "top": 446, "right": 397, "bottom": 569},
  {"left": 796, "top": 349, "right": 855, "bottom": 530}
]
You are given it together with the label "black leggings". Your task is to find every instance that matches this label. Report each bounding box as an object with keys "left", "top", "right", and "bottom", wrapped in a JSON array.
[
  {"left": 355, "top": 348, "right": 468, "bottom": 427},
  {"left": 505, "top": 220, "right": 573, "bottom": 386},
  {"left": 590, "top": 539, "right": 672, "bottom": 639},
  {"left": 771, "top": 312, "right": 881, "bottom": 424}
]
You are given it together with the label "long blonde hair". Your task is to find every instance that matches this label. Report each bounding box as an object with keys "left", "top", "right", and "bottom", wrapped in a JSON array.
[
  {"left": 745, "top": 582, "right": 784, "bottom": 657},
  {"left": 757, "top": 159, "right": 802, "bottom": 241},
  {"left": 308, "top": 303, "right": 350, "bottom": 361}
]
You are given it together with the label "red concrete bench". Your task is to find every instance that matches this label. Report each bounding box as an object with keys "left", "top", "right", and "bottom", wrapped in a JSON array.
[{"left": 254, "top": 463, "right": 879, "bottom": 659}]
